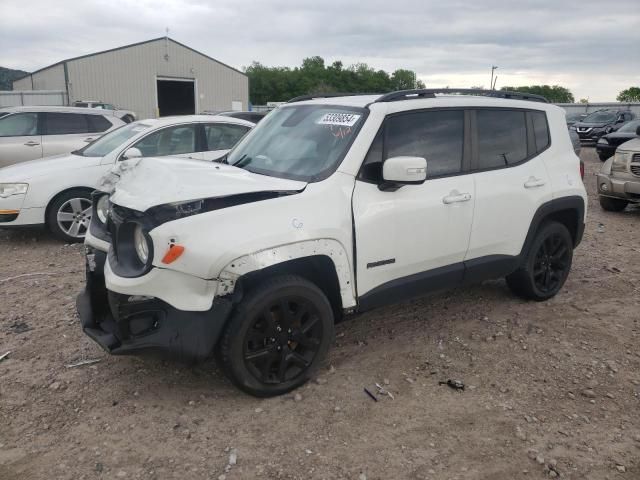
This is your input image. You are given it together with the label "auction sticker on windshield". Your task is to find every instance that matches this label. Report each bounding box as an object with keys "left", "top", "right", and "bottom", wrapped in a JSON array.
[{"left": 317, "top": 112, "right": 361, "bottom": 127}]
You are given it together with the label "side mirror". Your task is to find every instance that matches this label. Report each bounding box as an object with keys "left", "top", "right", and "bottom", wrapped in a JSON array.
[
  {"left": 382, "top": 156, "right": 427, "bottom": 188},
  {"left": 122, "top": 147, "right": 142, "bottom": 160}
]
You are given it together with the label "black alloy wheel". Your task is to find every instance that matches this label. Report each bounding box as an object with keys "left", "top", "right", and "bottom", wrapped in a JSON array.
[
  {"left": 243, "top": 295, "right": 323, "bottom": 384},
  {"left": 506, "top": 221, "right": 574, "bottom": 301},
  {"left": 531, "top": 232, "right": 571, "bottom": 295},
  {"left": 219, "top": 275, "right": 334, "bottom": 397}
]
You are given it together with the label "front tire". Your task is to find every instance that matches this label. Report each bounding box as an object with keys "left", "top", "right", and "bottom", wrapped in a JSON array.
[
  {"left": 219, "top": 275, "right": 334, "bottom": 397},
  {"left": 599, "top": 196, "right": 628, "bottom": 212},
  {"left": 506, "top": 222, "right": 573, "bottom": 301},
  {"left": 46, "top": 189, "right": 93, "bottom": 242}
]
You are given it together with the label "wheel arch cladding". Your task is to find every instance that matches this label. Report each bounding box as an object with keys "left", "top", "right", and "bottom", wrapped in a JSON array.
[
  {"left": 216, "top": 240, "right": 356, "bottom": 312},
  {"left": 521, "top": 196, "right": 585, "bottom": 256}
]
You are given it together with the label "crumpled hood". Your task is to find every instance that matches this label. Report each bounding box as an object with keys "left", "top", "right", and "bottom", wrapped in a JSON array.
[
  {"left": 109, "top": 156, "right": 307, "bottom": 212},
  {"left": 0, "top": 153, "right": 101, "bottom": 182}
]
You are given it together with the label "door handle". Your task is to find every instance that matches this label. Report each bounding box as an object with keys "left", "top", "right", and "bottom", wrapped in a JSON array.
[
  {"left": 524, "top": 177, "right": 546, "bottom": 189},
  {"left": 83, "top": 137, "right": 96, "bottom": 143},
  {"left": 443, "top": 192, "right": 472, "bottom": 204},
  {"left": 24, "top": 141, "right": 40, "bottom": 147}
]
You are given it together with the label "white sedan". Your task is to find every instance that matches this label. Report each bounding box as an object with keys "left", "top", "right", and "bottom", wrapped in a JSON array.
[{"left": 0, "top": 115, "right": 253, "bottom": 242}]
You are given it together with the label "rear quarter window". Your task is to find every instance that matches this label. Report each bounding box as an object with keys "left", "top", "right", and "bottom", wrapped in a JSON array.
[
  {"left": 87, "top": 115, "right": 113, "bottom": 133},
  {"left": 531, "top": 111, "right": 550, "bottom": 153}
]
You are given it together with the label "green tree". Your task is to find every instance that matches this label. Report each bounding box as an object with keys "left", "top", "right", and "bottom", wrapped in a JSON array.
[
  {"left": 500, "top": 85, "right": 575, "bottom": 103},
  {"left": 616, "top": 87, "right": 640, "bottom": 102},
  {"left": 244, "top": 57, "right": 424, "bottom": 104}
]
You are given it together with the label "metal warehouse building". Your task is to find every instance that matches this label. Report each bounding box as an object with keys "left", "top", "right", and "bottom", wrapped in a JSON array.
[{"left": 12, "top": 37, "right": 249, "bottom": 120}]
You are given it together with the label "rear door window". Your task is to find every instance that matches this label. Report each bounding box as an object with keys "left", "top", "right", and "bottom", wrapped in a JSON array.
[
  {"left": 0, "top": 113, "right": 39, "bottom": 136},
  {"left": 133, "top": 124, "right": 199, "bottom": 156},
  {"left": 476, "top": 110, "right": 527, "bottom": 169},
  {"left": 44, "top": 112, "right": 89, "bottom": 135},
  {"left": 204, "top": 123, "right": 250, "bottom": 150}
]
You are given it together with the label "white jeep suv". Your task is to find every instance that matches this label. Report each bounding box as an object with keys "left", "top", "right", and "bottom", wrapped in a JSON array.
[{"left": 77, "top": 89, "right": 587, "bottom": 397}]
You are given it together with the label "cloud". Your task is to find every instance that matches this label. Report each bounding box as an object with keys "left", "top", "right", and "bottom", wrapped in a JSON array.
[{"left": 1, "top": 0, "right": 638, "bottom": 100}]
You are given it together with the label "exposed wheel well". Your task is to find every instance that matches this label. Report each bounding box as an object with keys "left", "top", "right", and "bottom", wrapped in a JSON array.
[
  {"left": 234, "top": 256, "right": 344, "bottom": 321},
  {"left": 44, "top": 187, "right": 95, "bottom": 230}
]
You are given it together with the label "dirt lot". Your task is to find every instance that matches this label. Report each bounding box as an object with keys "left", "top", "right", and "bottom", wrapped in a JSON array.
[{"left": 0, "top": 148, "right": 638, "bottom": 480}]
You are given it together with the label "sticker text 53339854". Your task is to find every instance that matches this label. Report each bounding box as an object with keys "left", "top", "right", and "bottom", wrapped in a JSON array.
[{"left": 316, "top": 112, "right": 361, "bottom": 127}]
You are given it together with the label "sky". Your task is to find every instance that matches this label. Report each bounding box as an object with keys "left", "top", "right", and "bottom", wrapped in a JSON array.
[{"left": 1, "top": 0, "right": 639, "bottom": 102}]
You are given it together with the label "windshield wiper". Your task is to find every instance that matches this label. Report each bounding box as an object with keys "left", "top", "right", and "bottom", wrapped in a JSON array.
[{"left": 233, "top": 154, "right": 253, "bottom": 169}]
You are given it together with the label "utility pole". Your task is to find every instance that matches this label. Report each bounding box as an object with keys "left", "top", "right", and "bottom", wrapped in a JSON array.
[{"left": 490, "top": 66, "right": 498, "bottom": 90}]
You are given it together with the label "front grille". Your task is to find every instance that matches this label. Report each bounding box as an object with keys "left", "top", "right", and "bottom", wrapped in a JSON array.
[
  {"left": 630, "top": 164, "right": 640, "bottom": 177},
  {"left": 633, "top": 153, "right": 640, "bottom": 162}
]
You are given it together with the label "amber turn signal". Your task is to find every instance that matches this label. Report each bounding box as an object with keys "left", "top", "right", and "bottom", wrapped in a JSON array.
[{"left": 161, "top": 244, "right": 185, "bottom": 264}]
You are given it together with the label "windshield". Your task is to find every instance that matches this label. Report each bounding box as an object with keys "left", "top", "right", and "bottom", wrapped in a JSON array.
[
  {"left": 226, "top": 105, "right": 366, "bottom": 182},
  {"left": 617, "top": 119, "right": 640, "bottom": 133},
  {"left": 582, "top": 111, "right": 616, "bottom": 123},
  {"left": 75, "top": 122, "right": 151, "bottom": 157}
]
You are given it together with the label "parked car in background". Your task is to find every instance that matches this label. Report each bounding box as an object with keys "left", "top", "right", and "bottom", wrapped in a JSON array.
[
  {"left": 204, "top": 110, "right": 268, "bottom": 124},
  {"left": 595, "top": 119, "right": 640, "bottom": 161},
  {"left": 0, "top": 115, "right": 253, "bottom": 241},
  {"left": 569, "top": 128, "right": 581, "bottom": 155},
  {"left": 573, "top": 109, "right": 635, "bottom": 143},
  {"left": 565, "top": 111, "right": 587, "bottom": 127},
  {"left": 76, "top": 89, "right": 586, "bottom": 397},
  {"left": 0, "top": 106, "right": 125, "bottom": 167},
  {"left": 73, "top": 100, "right": 136, "bottom": 123},
  {"left": 597, "top": 134, "right": 640, "bottom": 211}
]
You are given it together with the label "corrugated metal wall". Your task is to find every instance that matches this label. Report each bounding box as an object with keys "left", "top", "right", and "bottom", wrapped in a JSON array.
[
  {"left": 0, "top": 90, "right": 67, "bottom": 107},
  {"left": 65, "top": 38, "right": 248, "bottom": 119},
  {"left": 12, "top": 64, "right": 66, "bottom": 91}
]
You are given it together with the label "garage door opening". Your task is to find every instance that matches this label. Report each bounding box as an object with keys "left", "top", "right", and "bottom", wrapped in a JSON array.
[{"left": 156, "top": 78, "right": 195, "bottom": 117}]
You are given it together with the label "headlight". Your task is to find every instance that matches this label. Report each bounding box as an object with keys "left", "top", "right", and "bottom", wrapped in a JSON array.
[
  {"left": 597, "top": 138, "right": 608, "bottom": 145},
  {"left": 96, "top": 195, "right": 110, "bottom": 224},
  {"left": 0, "top": 183, "right": 28, "bottom": 198},
  {"left": 612, "top": 151, "right": 631, "bottom": 172},
  {"left": 133, "top": 224, "right": 149, "bottom": 264}
]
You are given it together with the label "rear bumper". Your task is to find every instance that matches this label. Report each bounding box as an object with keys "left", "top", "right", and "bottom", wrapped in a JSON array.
[{"left": 77, "top": 248, "right": 233, "bottom": 362}]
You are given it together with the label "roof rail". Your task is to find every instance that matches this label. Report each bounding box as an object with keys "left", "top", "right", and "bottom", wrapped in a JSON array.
[
  {"left": 287, "top": 93, "right": 373, "bottom": 103},
  {"left": 375, "top": 88, "right": 549, "bottom": 103}
]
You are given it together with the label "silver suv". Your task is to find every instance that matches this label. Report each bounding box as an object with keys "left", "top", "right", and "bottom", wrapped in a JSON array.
[
  {"left": 0, "top": 106, "right": 124, "bottom": 167},
  {"left": 597, "top": 134, "right": 640, "bottom": 211}
]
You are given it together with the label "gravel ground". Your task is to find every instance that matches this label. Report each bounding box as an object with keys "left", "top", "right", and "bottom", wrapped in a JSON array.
[{"left": 0, "top": 147, "right": 638, "bottom": 480}]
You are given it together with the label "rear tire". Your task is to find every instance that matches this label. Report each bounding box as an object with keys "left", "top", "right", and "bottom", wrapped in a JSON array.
[
  {"left": 46, "top": 189, "right": 93, "bottom": 242},
  {"left": 506, "top": 222, "right": 573, "bottom": 301},
  {"left": 599, "top": 196, "right": 628, "bottom": 212},
  {"left": 219, "top": 275, "right": 334, "bottom": 397}
]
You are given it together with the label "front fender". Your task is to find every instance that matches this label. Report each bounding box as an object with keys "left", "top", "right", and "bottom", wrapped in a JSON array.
[{"left": 215, "top": 239, "right": 356, "bottom": 309}]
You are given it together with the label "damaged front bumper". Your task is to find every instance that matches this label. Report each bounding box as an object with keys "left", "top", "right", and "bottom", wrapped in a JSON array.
[{"left": 77, "top": 247, "right": 233, "bottom": 362}]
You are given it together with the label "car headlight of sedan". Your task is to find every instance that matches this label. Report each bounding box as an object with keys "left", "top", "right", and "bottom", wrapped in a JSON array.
[
  {"left": 612, "top": 151, "right": 631, "bottom": 172},
  {"left": 95, "top": 194, "right": 111, "bottom": 224},
  {"left": 0, "top": 183, "right": 28, "bottom": 198},
  {"left": 133, "top": 224, "right": 150, "bottom": 264}
]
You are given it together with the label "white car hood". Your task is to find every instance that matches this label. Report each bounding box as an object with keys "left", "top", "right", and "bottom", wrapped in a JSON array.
[
  {"left": 0, "top": 153, "right": 102, "bottom": 182},
  {"left": 109, "top": 156, "right": 307, "bottom": 212}
]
